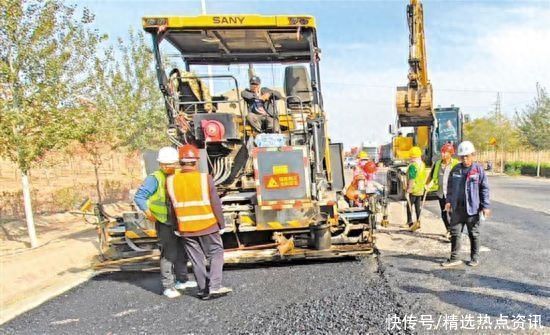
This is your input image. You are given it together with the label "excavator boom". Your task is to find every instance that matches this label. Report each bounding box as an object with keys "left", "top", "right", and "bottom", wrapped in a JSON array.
[{"left": 396, "top": 0, "right": 434, "bottom": 127}]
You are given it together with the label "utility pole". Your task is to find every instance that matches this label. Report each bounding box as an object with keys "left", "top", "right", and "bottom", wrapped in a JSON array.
[
  {"left": 493, "top": 92, "right": 505, "bottom": 173},
  {"left": 201, "top": 0, "right": 215, "bottom": 93}
]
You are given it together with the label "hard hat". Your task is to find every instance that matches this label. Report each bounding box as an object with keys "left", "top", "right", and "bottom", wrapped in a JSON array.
[
  {"left": 358, "top": 151, "right": 369, "bottom": 160},
  {"left": 178, "top": 144, "right": 200, "bottom": 162},
  {"left": 457, "top": 141, "right": 476, "bottom": 156},
  {"left": 249, "top": 76, "right": 261, "bottom": 85},
  {"left": 363, "top": 161, "right": 377, "bottom": 174},
  {"left": 409, "top": 146, "right": 422, "bottom": 158},
  {"left": 157, "top": 147, "right": 179, "bottom": 164},
  {"left": 441, "top": 143, "right": 455, "bottom": 155}
]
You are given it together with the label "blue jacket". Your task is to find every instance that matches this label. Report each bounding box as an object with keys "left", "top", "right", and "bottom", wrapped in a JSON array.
[
  {"left": 134, "top": 175, "right": 159, "bottom": 212},
  {"left": 446, "top": 162, "right": 490, "bottom": 216}
]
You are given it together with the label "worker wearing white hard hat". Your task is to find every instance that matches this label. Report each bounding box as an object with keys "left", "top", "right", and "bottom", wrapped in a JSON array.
[
  {"left": 442, "top": 141, "right": 491, "bottom": 268},
  {"left": 134, "top": 146, "right": 197, "bottom": 298}
]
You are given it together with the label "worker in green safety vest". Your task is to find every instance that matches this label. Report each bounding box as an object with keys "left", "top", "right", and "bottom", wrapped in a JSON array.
[
  {"left": 405, "top": 146, "right": 426, "bottom": 232},
  {"left": 134, "top": 146, "right": 197, "bottom": 298},
  {"left": 425, "top": 143, "right": 459, "bottom": 240}
]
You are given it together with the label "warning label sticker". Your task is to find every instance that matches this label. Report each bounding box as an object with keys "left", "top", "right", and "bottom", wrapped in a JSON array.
[{"left": 263, "top": 173, "right": 300, "bottom": 189}]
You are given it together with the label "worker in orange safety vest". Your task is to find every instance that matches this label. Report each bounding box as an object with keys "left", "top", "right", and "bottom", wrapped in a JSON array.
[{"left": 166, "top": 144, "right": 233, "bottom": 300}]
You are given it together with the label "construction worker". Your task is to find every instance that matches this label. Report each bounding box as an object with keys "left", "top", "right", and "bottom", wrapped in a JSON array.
[
  {"left": 354, "top": 151, "right": 370, "bottom": 178},
  {"left": 134, "top": 146, "right": 197, "bottom": 298},
  {"left": 166, "top": 144, "right": 232, "bottom": 299},
  {"left": 442, "top": 141, "right": 490, "bottom": 268},
  {"left": 405, "top": 146, "right": 426, "bottom": 232},
  {"left": 241, "top": 75, "right": 282, "bottom": 133},
  {"left": 425, "top": 143, "right": 459, "bottom": 240},
  {"left": 345, "top": 151, "right": 371, "bottom": 207}
]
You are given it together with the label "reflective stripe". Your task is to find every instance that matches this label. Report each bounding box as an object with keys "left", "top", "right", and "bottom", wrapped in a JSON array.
[
  {"left": 170, "top": 173, "right": 211, "bottom": 208},
  {"left": 178, "top": 213, "right": 216, "bottom": 222},
  {"left": 166, "top": 172, "right": 217, "bottom": 233},
  {"left": 173, "top": 200, "right": 211, "bottom": 208}
]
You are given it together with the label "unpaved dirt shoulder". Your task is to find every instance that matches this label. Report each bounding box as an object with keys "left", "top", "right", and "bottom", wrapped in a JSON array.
[{"left": 0, "top": 204, "right": 128, "bottom": 324}]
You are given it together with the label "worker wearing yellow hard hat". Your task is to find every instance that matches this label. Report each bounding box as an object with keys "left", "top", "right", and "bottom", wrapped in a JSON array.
[
  {"left": 354, "top": 151, "right": 369, "bottom": 178},
  {"left": 405, "top": 146, "right": 426, "bottom": 232}
]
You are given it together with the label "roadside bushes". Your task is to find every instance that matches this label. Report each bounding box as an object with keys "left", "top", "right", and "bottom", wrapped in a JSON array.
[
  {"left": 504, "top": 161, "right": 550, "bottom": 177},
  {"left": 0, "top": 181, "right": 131, "bottom": 220}
]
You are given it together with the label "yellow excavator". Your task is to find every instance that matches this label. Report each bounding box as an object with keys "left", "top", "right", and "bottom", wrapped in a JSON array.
[
  {"left": 396, "top": 0, "right": 433, "bottom": 127},
  {"left": 387, "top": 0, "right": 434, "bottom": 199},
  {"left": 387, "top": 0, "right": 462, "bottom": 199}
]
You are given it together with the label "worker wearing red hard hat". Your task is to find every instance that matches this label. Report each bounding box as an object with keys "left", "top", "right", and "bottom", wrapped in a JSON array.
[
  {"left": 425, "top": 142, "right": 459, "bottom": 240},
  {"left": 166, "top": 144, "right": 232, "bottom": 299}
]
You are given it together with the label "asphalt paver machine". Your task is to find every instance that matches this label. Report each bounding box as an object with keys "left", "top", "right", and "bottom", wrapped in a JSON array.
[{"left": 95, "top": 14, "right": 376, "bottom": 270}]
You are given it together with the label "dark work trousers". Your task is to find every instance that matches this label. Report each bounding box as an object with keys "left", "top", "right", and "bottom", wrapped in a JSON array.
[
  {"left": 449, "top": 206, "right": 480, "bottom": 261},
  {"left": 156, "top": 222, "right": 190, "bottom": 289},
  {"left": 406, "top": 195, "right": 422, "bottom": 224},
  {"left": 246, "top": 113, "right": 280, "bottom": 133},
  {"left": 438, "top": 197, "right": 451, "bottom": 232},
  {"left": 183, "top": 232, "right": 225, "bottom": 294}
]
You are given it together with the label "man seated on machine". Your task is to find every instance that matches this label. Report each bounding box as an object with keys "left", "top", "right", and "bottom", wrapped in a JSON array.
[{"left": 241, "top": 76, "right": 282, "bottom": 133}]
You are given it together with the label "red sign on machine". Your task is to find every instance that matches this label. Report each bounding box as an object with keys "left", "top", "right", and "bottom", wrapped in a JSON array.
[{"left": 263, "top": 173, "right": 301, "bottom": 189}]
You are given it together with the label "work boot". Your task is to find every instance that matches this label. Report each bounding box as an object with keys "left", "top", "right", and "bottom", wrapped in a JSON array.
[
  {"left": 163, "top": 288, "right": 181, "bottom": 299},
  {"left": 175, "top": 280, "right": 198, "bottom": 290},
  {"left": 410, "top": 221, "right": 421, "bottom": 232},
  {"left": 202, "top": 287, "right": 233, "bottom": 300},
  {"left": 467, "top": 260, "right": 479, "bottom": 267},
  {"left": 441, "top": 259, "right": 463, "bottom": 268}
]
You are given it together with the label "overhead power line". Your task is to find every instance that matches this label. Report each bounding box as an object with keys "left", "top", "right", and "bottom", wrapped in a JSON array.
[{"left": 323, "top": 81, "right": 535, "bottom": 94}]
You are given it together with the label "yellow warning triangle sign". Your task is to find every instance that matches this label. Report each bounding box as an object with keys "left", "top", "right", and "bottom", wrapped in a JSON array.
[{"left": 267, "top": 177, "right": 279, "bottom": 188}]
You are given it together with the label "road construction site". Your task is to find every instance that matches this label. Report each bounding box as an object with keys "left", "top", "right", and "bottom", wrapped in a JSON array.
[
  {"left": 1, "top": 3, "right": 549, "bottom": 335},
  {"left": 1, "top": 171, "right": 548, "bottom": 334}
]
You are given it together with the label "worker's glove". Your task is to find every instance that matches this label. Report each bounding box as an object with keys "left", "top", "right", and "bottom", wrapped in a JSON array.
[{"left": 144, "top": 209, "right": 156, "bottom": 223}]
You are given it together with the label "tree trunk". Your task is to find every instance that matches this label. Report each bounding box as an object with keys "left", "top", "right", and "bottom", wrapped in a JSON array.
[
  {"left": 536, "top": 150, "right": 541, "bottom": 177},
  {"left": 21, "top": 171, "right": 38, "bottom": 248},
  {"left": 93, "top": 164, "right": 103, "bottom": 203},
  {"left": 491, "top": 145, "right": 497, "bottom": 173},
  {"left": 500, "top": 148, "right": 504, "bottom": 174}
]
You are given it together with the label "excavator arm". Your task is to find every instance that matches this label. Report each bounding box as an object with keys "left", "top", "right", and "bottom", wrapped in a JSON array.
[{"left": 396, "top": 0, "right": 434, "bottom": 127}]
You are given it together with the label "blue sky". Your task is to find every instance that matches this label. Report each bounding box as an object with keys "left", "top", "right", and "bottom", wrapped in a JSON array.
[{"left": 71, "top": 0, "right": 550, "bottom": 147}]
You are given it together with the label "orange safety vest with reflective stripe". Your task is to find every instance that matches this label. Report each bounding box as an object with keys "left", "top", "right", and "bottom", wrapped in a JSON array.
[{"left": 166, "top": 171, "right": 217, "bottom": 233}]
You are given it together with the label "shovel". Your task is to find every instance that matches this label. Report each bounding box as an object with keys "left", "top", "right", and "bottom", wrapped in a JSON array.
[{"left": 404, "top": 192, "right": 420, "bottom": 231}]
